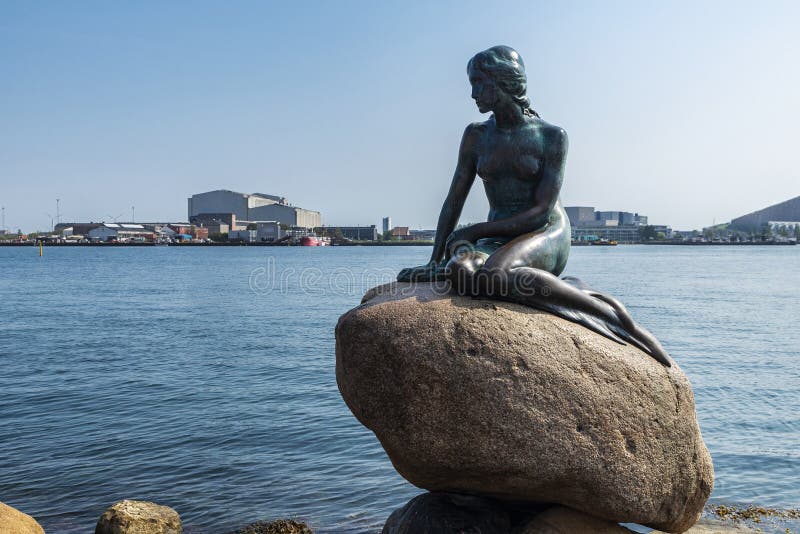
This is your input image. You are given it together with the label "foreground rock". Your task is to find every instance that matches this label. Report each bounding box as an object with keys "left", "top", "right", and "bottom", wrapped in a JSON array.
[
  {"left": 382, "top": 495, "right": 751, "bottom": 534},
  {"left": 229, "top": 519, "right": 314, "bottom": 534},
  {"left": 518, "top": 506, "right": 633, "bottom": 533},
  {"left": 95, "top": 500, "right": 181, "bottom": 534},
  {"left": 382, "top": 492, "right": 516, "bottom": 533},
  {"left": 337, "top": 282, "right": 713, "bottom": 533},
  {"left": 654, "top": 519, "right": 757, "bottom": 533},
  {"left": 0, "top": 501, "right": 44, "bottom": 534}
]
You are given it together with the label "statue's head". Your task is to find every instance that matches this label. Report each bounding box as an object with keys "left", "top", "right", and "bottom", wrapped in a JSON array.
[{"left": 467, "top": 46, "right": 536, "bottom": 116}]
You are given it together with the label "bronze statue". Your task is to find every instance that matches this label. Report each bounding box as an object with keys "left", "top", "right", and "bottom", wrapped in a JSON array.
[{"left": 397, "top": 46, "right": 670, "bottom": 365}]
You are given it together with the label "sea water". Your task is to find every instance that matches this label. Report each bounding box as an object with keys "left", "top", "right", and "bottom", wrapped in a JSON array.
[{"left": 0, "top": 245, "right": 797, "bottom": 532}]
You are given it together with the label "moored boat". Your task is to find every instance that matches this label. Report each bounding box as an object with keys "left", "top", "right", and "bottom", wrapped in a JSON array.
[{"left": 300, "top": 236, "right": 329, "bottom": 246}]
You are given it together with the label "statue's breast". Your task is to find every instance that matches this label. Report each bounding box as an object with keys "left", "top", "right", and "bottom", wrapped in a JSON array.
[{"left": 477, "top": 139, "right": 541, "bottom": 182}]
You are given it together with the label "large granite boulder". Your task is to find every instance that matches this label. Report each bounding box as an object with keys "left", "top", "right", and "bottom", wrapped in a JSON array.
[
  {"left": 0, "top": 501, "right": 44, "bottom": 534},
  {"left": 336, "top": 282, "right": 713, "bottom": 533},
  {"left": 95, "top": 500, "right": 181, "bottom": 534}
]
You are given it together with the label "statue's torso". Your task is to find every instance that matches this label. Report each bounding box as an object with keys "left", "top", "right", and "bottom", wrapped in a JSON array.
[{"left": 475, "top": 118, "right": 553, "bottom": 223}]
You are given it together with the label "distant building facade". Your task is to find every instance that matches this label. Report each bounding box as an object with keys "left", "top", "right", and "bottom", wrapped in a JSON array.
[
  {"left": 247, "top": 203, "right": 320, "bottom": 228},
  {"left": 391, "top": 226, "right": 410, "bottom": 237},
  {"left": 88, "top": 223, "right": 155, "bottom": 242},
  {"left": 565, "top": 205, "right": 664, "bottom": 242},
  {"left": 229, "top": 230, "right": 258, "bottom": 243},
  {"left": 768, "top": 221, "right": 800, "bottom": 231},
  {"left": 188, "top": 190, "right": 321, "bottom": 229},
  {"left": 256, "top": 222, "right": 283, "bottom": 241},
  {"left": 564, "top": 206, "right": 596, "bottom": 225},
  {"left": 729, "top": 195, "right": 800, "bottom": 232},
  {"left": 322, "top": 225, "right": 378, "bottom": 241},
  {"left": 566, "top": 207, "right": 648, "bottom": 228},
  {"left": 382, "top": 217, "right": 392, "bottom": 234},
  {"left": 55, "top": 222, "right": 102, "bottom": 235},
  {"left": 410, "top": 229, "right": 436, "bottom": 240},
  {"left": 190, "top": 213, "right": 238, "bottom": 230},
  {"left": 203, "top": 222, "right": 229, "bottom": 235},
  {"left": 596, "top": 210, "right": 646, "bottom": 225},
  {"left": 572, "top": 224, "right": 671, "bottom": 242},
  {"left": 188, "top": 190, "right": 285, "bottom": 220}
]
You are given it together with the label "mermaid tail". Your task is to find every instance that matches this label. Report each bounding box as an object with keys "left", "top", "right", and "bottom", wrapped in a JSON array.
[{"left": 489, "top": 275, "right": 671, "bottom": 367}]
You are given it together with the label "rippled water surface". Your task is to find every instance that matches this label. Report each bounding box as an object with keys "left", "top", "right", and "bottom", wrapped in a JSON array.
[{"left": 0, "top": 245, "right": 798, "bottom": 532}]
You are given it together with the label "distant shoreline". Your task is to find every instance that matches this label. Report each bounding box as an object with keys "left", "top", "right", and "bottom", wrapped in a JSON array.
[
  {"left": 639, "top": 241, "right": 796, "bottom": 246},
  {"left": 0, "top": 240, "right": 796, "bottom": 247},
  {"left": 0, "top": 240, "right": 435, "bottom": 247}
]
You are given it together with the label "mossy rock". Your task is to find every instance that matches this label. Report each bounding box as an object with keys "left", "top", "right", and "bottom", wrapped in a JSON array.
[{"left": 230, "top": 519, "right": 313, "bottom": 534}]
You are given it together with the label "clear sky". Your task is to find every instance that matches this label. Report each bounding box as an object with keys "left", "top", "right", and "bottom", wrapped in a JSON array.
[{"left": 2, "top": 1, "right": 799, "bottom": 232}]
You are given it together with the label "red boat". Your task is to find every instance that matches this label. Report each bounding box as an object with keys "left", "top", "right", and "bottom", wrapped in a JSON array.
[{"left": 300, "top": 236, "right": 329, "bottom": 246}]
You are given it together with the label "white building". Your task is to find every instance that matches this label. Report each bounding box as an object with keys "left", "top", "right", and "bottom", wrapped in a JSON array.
[
  {"left": 88, "top": 223, "right": 153, "bottom": 242},
  {"left": 256, "top": 221, "right": 283, "bottom": 241},
  {"left": 188, "top": 190, "right": 321, "bottom": 228},
  {"left": 248, "top": 204, "right": 320, "bottom": 228},
  {"left": 229, "top": 230, "right": 258, "bottom": 243},
  {"left": 188, "top": 190, "right": 284, "bottom": 220}
]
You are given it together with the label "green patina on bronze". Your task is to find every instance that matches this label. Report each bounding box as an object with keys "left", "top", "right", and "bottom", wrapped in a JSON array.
[{"left": 397, "top": 46, "right": 669, "bottom": 365}]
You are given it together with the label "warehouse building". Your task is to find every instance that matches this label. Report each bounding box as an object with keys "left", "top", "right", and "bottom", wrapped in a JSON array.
[
  {"left": 321, "top": 225, "right": 378, "bottom": 241},
  {"left": 88, "top": 223, "right": 154, "bottom": 242},
  {"left": 729, "top": 195, "right": 800, "bottom": 232},
  {"left": 565, "top": 205, "right": 665, "bottom": 243},
  {"left": 565, "top": 207, "right": 648, "bottom": 227},
  {"left": 188, "top": 190, "right": 321, "bottom": 229}
]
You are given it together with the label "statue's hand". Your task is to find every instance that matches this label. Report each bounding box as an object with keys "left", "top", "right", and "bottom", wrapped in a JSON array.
[
  {"left": 445, "top": 226, "right": 478, "bottom": 257},
  {"left": 397, "top": 261, "right": 442, "bottom": 282}
]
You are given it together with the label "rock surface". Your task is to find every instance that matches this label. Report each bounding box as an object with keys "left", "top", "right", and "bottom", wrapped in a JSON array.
[
  {"left": 95, "top": 500, "right": 181, "bottom": 534},
  {"left": 336, "top": 282, "right": 714, "bottom": 533},
  {"left": 0, "top": 501, "right": 45, "bottom": 534},
  {"left": 229, "top": 519, "right": 314, "bottom": 534},
  {"left": 382, "top": 492, "right": 515, "bottom": 533},
  {"left": 517, "top": 506, "right": 633, "bottom": 533},
  {"left": 654, "top": 520, "right": 757, "bottom": 533}
]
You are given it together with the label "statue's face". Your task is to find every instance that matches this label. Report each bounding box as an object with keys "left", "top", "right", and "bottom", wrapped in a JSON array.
[{"left": 468, "top": 64, "right": 496, "bottom": 114}]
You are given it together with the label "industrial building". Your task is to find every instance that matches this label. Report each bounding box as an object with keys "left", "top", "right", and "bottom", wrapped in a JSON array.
[
  {"left": 563, "top": 206, "right": 596, "bottom": 226},
  {"left": 88, "top": 223, "right": 155, "bottom": 242},
  {"left": 229, "top": 222, "right": 284, "bottom": 243},
  {"left": 55, "top": 222, "right": 103, "bottom": 235},
  {"left": 189, "top": 213, "right": 238, "bottom": 229},
  {"left": 571, "top": 225, "right": 671, "bottom": 243},
  {"left": 410, "top": 229, "right": 436, "bottom": 240},
  {"left": 729, "top": 195, "right": 800, "bottom": 232},
  {"left": 565, "top": 207, "right": 648, "bottom": 228},
  {"left": 228, "top": 230, "right": 258, "bottom": 243},
  {"left": 565, "top": 206, "right": 667, "bottom": 243},
  {"left": 595, "top": 211, "right": 648, "bottom": 226},
  {"left": 255, "top": 222, "right": 283, "bottom": 241},
  {"left": 188, "top": 190, "right": 321, "bottom": 229},
  {"left": 321, "top": 225, "right": 378, "bottom": 241}
]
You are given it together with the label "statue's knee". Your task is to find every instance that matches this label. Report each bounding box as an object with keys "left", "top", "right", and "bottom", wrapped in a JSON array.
[
  {"left": 446, "top": 252, "right": 486, "bottom": 295},
  {"left": 446, "top": 257, "right": 470, "bottom": 293}
]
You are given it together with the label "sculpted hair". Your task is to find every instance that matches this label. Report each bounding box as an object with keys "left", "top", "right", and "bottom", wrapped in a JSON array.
[{"left": 468, "top": 45, "right": 540, "bottom": 118}]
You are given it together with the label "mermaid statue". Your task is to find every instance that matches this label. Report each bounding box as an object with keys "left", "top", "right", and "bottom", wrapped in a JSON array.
[{"left": 397, "top": 45, "right": 670, "bottom": 366}]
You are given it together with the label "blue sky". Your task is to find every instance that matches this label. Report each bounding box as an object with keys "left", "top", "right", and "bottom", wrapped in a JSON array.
[{"left": 2, "top": 1, "right": 799, "bottom": 232}]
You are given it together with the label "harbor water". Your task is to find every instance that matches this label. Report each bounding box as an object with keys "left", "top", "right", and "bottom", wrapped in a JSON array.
[{"left": 0, "top": 245, "right": 798, "bottom": 532}]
